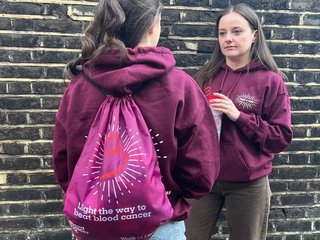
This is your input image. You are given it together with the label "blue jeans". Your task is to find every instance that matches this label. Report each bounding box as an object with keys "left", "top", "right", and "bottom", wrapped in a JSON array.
[
  {"left": 150, "top": 221, "right": 186, "bottom": 240},
  {"left": 73, "top": 221, "right": 186, "bottom": 240}
]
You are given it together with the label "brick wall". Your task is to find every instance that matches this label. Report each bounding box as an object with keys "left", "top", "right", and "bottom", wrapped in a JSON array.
[{"left": 0, "top": 0, "right": 319, "bottom": 239}]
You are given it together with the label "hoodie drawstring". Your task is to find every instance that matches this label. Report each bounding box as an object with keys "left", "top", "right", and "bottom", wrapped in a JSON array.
[
  {"left": 218, "top": 68, "right": 242, "bottom": 97},
  {"left": 218, "top": 69, "right": 228, "bottom": 93}
]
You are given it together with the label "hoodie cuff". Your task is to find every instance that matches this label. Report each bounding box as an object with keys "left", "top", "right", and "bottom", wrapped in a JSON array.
[{"left": 235, "top": 111, "right": 250, "bottom": 127}]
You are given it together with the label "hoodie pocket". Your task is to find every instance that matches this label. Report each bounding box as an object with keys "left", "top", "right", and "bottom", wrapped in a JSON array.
[{"left": 219, "top": 143, "right": 250, "bottom": 182}]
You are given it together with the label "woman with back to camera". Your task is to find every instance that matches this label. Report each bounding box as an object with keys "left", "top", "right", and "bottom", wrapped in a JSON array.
[
  {"left": 53, "top": 0, "right": 220, "bottom": 239},
  {"left": 185, "top": 3, "right": 292, "bottom": 240}
]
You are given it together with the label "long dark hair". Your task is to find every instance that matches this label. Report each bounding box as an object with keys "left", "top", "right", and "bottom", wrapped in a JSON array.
[
  {"left": 64, "top": 0, "right": 163, "bottom": 79},
  {"left": 195, "top": 3, "right": 287, "bottom": 88}
]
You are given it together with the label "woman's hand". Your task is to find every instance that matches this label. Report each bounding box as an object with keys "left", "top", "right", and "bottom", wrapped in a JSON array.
[{"left": 209, "top": 93, "right": 240, "bottom": 122}]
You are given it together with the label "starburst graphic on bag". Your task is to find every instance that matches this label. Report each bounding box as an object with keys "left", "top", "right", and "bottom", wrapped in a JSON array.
[
  {"left": 236, "top": 93, "right": 258, "bottom": 110},
  {"left": 82, "top": 116, "right": 147, "bottom": 205}
]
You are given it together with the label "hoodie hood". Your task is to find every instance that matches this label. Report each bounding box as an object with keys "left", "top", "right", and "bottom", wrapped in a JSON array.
[
  {"left": 216, "top": 60, "right": 267, "bottom": 96},
  {"left": 220, "top": 60, "right": 266, "bottom": 73},
  {"left": 82, "top": 47, "right": 176, "bottom": 95}
]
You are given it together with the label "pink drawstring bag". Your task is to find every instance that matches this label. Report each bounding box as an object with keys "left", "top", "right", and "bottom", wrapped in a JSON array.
[{"left": 63, "top": 73, "right": 173, "bottom": 240}]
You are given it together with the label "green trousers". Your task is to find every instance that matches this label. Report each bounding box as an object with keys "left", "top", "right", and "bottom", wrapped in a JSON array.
[{"left": 185, "top": 176, "right": 272, "bottom": 240}]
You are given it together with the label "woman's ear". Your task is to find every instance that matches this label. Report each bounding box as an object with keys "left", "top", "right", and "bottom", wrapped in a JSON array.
[
  {"left": 137, "top": 14, "right": 161, "bottom": 47},
  {"left": 252, "top": 30, "right": 257, "bottom": 42},
  {"left": 148, "top": 16, "right": 158, "bottom": 35}
]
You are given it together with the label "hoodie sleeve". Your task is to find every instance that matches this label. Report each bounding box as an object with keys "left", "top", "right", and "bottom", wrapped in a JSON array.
[
  {"left": 52, "top": 87, "right": 71, "bottom": 193},
  {"left": 53, "top": 115, "right": 69, "bottom": 192},
  {"left": 235, "top": 78, "right": 293, "bottom": 153},
  {"left": 174, "top": 80, "right": 220, "bottom": 199}
]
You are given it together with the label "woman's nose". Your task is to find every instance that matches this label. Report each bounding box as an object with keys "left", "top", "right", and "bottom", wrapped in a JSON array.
[{"left": 225, "top": 33, "right": 232, "bottom": 42}]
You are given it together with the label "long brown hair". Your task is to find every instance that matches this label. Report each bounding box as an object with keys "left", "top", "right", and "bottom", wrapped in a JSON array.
[
  {"left": 195, "top": 3, "right": 287, "bottom": 88},
  {"left": 64, "top": 0, "right": 163, "bottom": 80}
]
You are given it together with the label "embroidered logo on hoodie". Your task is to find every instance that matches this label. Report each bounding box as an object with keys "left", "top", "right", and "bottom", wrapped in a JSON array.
[{"left": 236, "top": 93, "right": 258, "bottom": 110}]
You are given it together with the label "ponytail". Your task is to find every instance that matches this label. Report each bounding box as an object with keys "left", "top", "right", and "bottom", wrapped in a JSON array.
[
  {"left": 64, "top": 0, "right": 125, "bottom": 80},
  {"left": 64, "top": 0, "right": 163, "bottom": 80}
]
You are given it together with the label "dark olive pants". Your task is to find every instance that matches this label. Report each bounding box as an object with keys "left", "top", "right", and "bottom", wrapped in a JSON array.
[{"left": 185, "top": 176, "right": 271, "bottom": 240}]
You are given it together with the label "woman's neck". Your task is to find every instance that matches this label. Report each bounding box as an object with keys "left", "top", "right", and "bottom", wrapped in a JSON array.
[{"left": 226, "top": 58, "right": 250, "bottom": 70}]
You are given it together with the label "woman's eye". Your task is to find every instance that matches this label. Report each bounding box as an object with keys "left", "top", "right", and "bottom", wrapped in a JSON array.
[
  {"left": 233, "top": 30, "right": 241, "bottom": 35},
  {"left": 219, "top": 32, "right": 226, "bottom": 36}
]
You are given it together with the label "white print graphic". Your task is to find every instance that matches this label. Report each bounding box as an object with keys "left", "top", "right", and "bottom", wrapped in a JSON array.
[
  {"left": 149, "top": 129, "right": 167, "bottom": 160},
  {"left": 83, "top": 116, "right": 147, "bottom": 204},
  {"left": 120, "top": 233, "right": 154, "bottom": 240},
  {"left": 236, "top": 93, "right": 258, "bottom": 110},
  {"left": 69, "top": 220, "right": 89, "bottom": 234},
  {"left": 74, "top": 202, "right": 152, "bottom": 222}
]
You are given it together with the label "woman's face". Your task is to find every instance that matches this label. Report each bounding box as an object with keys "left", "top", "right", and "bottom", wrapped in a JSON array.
[{"left": 218, "top": 12, "right": 256, "bottom": 66}]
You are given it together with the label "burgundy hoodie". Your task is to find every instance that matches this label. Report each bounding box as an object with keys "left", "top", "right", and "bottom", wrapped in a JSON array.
[
  {"left": 207, "top": 60, "right": 292, "bottom": 182},
  {"left": 53, "top": 47, "right": 220, "bottom": 220}
]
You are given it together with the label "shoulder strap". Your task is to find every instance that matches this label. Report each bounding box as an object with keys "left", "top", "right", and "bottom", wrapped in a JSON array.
[{"left": 82, "top": 70, "right": 108, "bottom": 97}]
